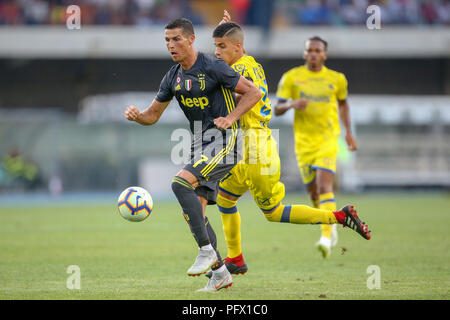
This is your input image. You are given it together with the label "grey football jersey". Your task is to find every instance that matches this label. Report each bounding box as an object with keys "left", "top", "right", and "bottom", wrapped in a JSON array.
[{"left": 156, "top": 52, "right": 241, "bottom": 136}]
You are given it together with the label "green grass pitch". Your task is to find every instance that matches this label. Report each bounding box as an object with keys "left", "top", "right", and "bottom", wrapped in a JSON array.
[{"left": 0, "top": 192, "right": 449, "bottom": 300}]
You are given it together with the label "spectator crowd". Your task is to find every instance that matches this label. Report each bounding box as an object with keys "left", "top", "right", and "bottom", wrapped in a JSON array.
[{"left": 0, "top": 0, "right": 449, "bottom": 26}]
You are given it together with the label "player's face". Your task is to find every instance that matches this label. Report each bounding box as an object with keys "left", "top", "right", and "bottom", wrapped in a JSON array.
[
  {"left": 214, "top": 37, "right": 241, "bottom": 66},
  {"left": 165, "top": 28, "right": 194, "bottom": 63},
  {"left": 303, "top": 40, "right": 327, "bottom": 67}
]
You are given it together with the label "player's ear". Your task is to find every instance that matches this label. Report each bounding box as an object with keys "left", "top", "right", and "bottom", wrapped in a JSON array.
[{"left": 189, "top": 34, "right": 195, "bottom": 46}]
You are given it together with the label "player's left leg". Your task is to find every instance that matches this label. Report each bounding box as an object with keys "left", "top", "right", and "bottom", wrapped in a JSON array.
[
  {"left": 197, "top": 262, "right": 233, "bottom": 292},
  {"left": 261, "top": 199, "right": 370, "bottom": 240},
  {"left": 215, "top": 165, "right": 250, "bottom": 275},
  {"left": 217, "top": 191, "right": 249, "bottom": 269},
  {"left": 261, "top": 154, "right": 371, "bottom": 241},
  {"left": 251, "top": 153, "right": 339, "bottom": 225}
]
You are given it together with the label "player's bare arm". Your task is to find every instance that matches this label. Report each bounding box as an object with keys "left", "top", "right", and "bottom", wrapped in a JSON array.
[
  {"left": 214, "top": 76, "right": 261, "bottom": 130},
  {"left": 274, "top": 98, "right": 308, "bottom": 116},
  {"left": 219, "top": 9, "right": 231, "bottom": 25},
  {"left": 125, "top": 99, "right": 171, "bottom": 126},
  {"left": 338, "top": 99, "right": 357, "bottom": 151},
  {"left": 234, "top": 93, "right": 242, "bottom": 104}
]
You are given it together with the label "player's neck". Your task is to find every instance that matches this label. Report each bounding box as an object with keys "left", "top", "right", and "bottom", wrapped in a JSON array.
[
  {"left": 306, "top": 64, "right": 323, "bottom": 72},
  {"left": 180, "top": 50, "right": 199, "bottom": 70},
  {"left": 230, "top": 53, "right": 244, "bottom": 66}
]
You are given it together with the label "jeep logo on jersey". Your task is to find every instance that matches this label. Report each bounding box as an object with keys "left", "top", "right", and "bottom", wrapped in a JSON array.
[{"left": 180, "top": 95, "right": 209, "bottom": 109}]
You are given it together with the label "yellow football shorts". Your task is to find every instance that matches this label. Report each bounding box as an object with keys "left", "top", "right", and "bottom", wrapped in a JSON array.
[
  {"left": 219, "top": 135, "right": 285, "bottom": 212},
  {"left": 296, "top": 139, "right": 338, "bottom": 186}
]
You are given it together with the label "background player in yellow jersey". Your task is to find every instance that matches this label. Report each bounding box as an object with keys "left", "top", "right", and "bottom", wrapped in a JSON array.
[
  {"left": 274, "top": 36, "right": 358, "bottom": 258},
  {"left": 207, "top": 12, "right": 370, "bottom": 277}
]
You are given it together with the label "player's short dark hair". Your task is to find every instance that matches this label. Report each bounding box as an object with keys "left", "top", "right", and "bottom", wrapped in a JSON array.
[
  {"left": 213, "top": 22, "right": 242, "bottom": 39},
  {"left": 165, "top": 18, "right": 195, "bottom": 35},
  {"left": 307, "top": 36, "right": 328, "bottom": 51}
]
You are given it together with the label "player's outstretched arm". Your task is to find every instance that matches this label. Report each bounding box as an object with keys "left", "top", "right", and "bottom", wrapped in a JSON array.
[
  {"left": 274, "top": 100, "right": 291, "bottom": 116},
  {"left": 338, "top": 99, "right": 358, "bottom": 151},
  {"left": 274, "top": 98, "right": 308, "bottom": 116},
  {"left": 125, "top": 99, "right": 171, "bottom": 126},
  {"left": 214, "top": 76, "right": 261, "bottom": 130}
]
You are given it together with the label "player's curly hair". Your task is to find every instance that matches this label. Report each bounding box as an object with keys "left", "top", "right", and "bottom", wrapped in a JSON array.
[
  {"left": 307, "top": 36, "right": 328, "bottom": 51},
  {"left": 165, "top": 18, "right": 195, "bottom": 35}
]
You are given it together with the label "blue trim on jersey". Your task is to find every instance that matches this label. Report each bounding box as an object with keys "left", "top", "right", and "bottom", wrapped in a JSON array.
[
  {"left": 260, "top": 105, "right": 271, "bottom": 117},
  {"left": 310, "top": 166, "right": 336, "bottom": 175},
  {"left": 217, "top": 205, "right": 238, "bottom": 214},
  {"left": 276, "top": 97, "right": 288, "bottom": 102},
  {"left": 218, "top": 186, "right": 242, "bottom": 198},
  {"left": 281, "top": 205, "right": 292, "bottom": 223},
  {"left": 319, "top": 199, "right": 336, "bottom": 204}
]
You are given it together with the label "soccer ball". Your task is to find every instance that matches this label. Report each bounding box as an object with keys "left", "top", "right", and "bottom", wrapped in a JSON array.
[{"left": 117, "top": 186, "right": 153, "bottom": 222}]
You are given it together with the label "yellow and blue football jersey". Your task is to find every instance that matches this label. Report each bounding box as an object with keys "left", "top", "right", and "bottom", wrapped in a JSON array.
[
  {"left": 218, "top": 55, "right": 285, "bottom": 211},
  {"left": 231, "top": 55, "right": 272, "bottom": 132},
  {"left": 276, "top": 65, "right": 348, "bottom": 184},
  {"left": 276, "top": 65, "right": 348, "bottom": 154}
]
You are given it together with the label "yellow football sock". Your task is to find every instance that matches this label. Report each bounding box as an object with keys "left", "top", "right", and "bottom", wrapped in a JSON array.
[
  {"left": 217, "top": 193, "right": 242, "bottom": 258},
  {"left": 319, "top": 193, "right": 337, "bottom": 239},
  {"left": 264, "top": 203, "right": 337, "bottom": 225}
]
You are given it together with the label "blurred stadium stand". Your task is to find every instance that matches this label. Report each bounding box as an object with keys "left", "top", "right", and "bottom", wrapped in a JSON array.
[
  {"left": 0, "top": 0, "right": 449, "bottom": 194},
  {"left": 0, "top": 0, "right": 449, "bottom": 27}
]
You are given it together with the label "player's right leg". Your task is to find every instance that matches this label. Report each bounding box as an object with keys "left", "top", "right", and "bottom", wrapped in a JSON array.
[{"left": 171, "top": 169, "right": 218, "bottom": 276}]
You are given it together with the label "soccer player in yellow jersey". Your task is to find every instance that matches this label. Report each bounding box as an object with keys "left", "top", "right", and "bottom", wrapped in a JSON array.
[
  {"left": 274, "top": 36, "right": 358, "bottom": 258},
  {"left": 207, "top": 12, "right": 370, "bottom": 277}
]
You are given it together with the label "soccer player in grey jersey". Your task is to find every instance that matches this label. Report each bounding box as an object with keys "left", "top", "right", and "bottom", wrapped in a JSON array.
[{"left": 125, "top": 18, "right": 261, "bottom": 291}]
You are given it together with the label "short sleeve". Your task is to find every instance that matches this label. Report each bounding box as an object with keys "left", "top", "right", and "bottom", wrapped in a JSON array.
[
  {"left": 155, "top": 71, "right": 174, "bottom": 103},
  {"left": 336, "top": 73, "right": 348, "bottom": 101},
  {"left": 209, "top": 59, "right": 240, "bottom": 91},
  {"left": 276, "top": 73, "right": 293, "bottom": 102}
]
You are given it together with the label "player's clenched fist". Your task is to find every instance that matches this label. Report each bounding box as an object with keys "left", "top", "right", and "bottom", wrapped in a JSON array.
[
  {"left": 125, "top": 105, "right": 140, "bottom": 121},
  {"left": 214, "top": 117, "right": 232, "bottom": 130}
]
